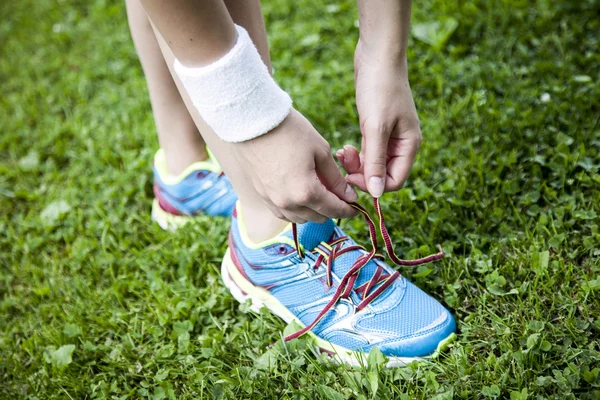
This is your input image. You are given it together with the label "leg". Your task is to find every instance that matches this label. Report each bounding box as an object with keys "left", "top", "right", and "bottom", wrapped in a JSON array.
[
  {"left": 137, "top": 1, "right": 457, "bottom": 364},
  {"left": 126, "top": 0, "right": 208, "bottom": 176},
  {"left": 140, "top": 0, "right": 288, "bottom": 242}
]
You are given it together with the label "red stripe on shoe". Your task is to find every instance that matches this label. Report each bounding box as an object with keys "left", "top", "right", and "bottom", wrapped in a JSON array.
[
  {"left": 153, "top": 183, "right": 183, "bottom": 216},
  {"left": 228, "top": 232, "right": 251, "bottom": 281}
]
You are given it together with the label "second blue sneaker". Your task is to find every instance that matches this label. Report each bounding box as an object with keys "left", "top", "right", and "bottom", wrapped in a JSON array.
[
  {"left": 152, "top": 149, "right": 237, "bottom": 230},
  {"left": 221, "top": 199, "right": 456, "bottom": 367}
]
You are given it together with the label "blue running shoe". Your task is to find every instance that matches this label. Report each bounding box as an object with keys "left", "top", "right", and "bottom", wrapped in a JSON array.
[
  {"left": 151, "top": 149, "right": 237, "bottom": 230},
  {"left": 221, "top": 198, "right": 456, "bottom": 367}
]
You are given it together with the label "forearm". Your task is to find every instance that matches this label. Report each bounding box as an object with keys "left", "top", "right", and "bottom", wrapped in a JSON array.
[
  {"left": 140, "top": 0, "right": 237, "bottom": 66},
  {"left": 224, "top": 0, "right": 272, "bottom": 72},
  {"left": 356, "top": 0, "right": 411, "bottom": 65}
]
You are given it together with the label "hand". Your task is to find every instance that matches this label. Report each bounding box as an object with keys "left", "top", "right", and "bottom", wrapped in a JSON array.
[
  {"left": 337, "top": 41, "right": 422, "bottom": 197},
  {"left": 233, "top": 109, "right": 358, "bottom": 224}
]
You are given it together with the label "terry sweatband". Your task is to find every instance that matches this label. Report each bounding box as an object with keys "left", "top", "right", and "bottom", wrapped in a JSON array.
[{"left": 173, "top": 25, "right": 293, "bottom": 142}]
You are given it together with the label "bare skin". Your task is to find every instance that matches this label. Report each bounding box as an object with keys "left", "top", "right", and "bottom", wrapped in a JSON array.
[
  {"left": 126, "top": 0, "right": 208, "bottom": 175},
  {"left": 127, "top": 0, "right": 306, "bottom": 241},
  {"left": 139, "top": 0, "right": 358, "bottom": 230},
  {"left": 129, "top": 0, "right": 420, "bottom": 240},
  {"left": 337, "top": 0, "right": 421, "bottom": 196},
  {"left": 125, "top": 0, "right": 273, "bottom": 176}
]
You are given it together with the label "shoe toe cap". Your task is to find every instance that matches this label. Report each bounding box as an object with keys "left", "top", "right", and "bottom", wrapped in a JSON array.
[
  {"left": 378, "top": 310, "right": 456, "bottom": 358},
  {"left": 355, "top": 278, "right": 457, "bottom": 358}
]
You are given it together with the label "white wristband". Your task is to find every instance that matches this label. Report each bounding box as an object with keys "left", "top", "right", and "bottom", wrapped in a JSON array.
[{"left": 174, "top": 25, "right": 293, "bottom": 142}]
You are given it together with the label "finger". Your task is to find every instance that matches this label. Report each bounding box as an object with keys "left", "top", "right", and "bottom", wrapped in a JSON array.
[
  {"left": 260, "top": 197, "right": 297, "bottom": 224},
  {"left": 271, "top": 194, "right": 329, "bottom": 223},
  {"left": 342, "top": 145, "right": 362, "bottom": 174},
  {"left": 265, "top": 203, "right": 286, "bottom": 221},
  {"left": 267, "top": 197, "right": 312, "bottom": 224},
  {"left": 335, "top": 150, "right": 346, "bottom": 169},
  {"left": 308, "top": 178, "right": 359, "bottom": 219},
  {"left": 289, "top": 206, "right": 329, "bottom": 224},
  {"left": 279, "top": 209, "right": 308, "bottom": 225},
  {"left": 345, "top": 173, "right": 367, "bottom": 192},
  {"left": 362, "top": 128, "right": 389, "bottom": 198},
  {"left": 315, "top": 149, "right": 358, "bottom": 203},
  {"left": 344, "top": 142, "right": 367, "bottom": 191},
  {"left": 384, "top": 136, "right": 420, "bottom": 191}
]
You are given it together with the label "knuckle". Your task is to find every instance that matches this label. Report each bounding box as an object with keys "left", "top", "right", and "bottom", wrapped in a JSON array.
[
  {"left": 401, "top": 116, "right": 421, "bottom": 134},
  {"left": 370, "top": 157, "right": 387, "bottom": 167},
  {"left": 315, "top": 141, "right": 332, "bottom": 159},
  {"left": 412, "top": 116, "right": 422, "bottom": 129},
  {"left": 415, "top": 135, "right": 423, "bottom": 149},
  {"left": 273, "top": 196, "right": 292, "bottom": 210},
  {"left": 294, "top": 189, "right": 314, "bottom": 205},
  {"left": 410, "top": 120, "right": 423, "bottom": 142}
]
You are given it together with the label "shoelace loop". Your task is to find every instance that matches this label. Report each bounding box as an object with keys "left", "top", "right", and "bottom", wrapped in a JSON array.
[{"left": 285, "top": 197, "right": 445, "bottom": 341}]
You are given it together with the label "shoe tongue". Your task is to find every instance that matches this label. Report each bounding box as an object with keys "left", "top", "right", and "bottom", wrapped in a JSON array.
[
  {"left": 285, "top": 220, "right": 383, "bottom": 293},
  {"left": 288, "top": 220, "right": 336, "bottom": 251}
]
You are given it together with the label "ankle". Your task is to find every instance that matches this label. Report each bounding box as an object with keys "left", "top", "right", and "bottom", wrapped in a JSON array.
[
  {"left": 164, "top": 146, "right": 209, "bottom": 177},
  {"left": 237, "top": 201, "right": 289, "bottom": 244}
]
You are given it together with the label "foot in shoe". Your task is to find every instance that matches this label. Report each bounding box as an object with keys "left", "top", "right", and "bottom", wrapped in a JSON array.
[
  {"left": 221, "top": 198, "right": 456, "bottom": 367},
  {"left": 152, "top": 148, "right": 238, "bottom": 230}
]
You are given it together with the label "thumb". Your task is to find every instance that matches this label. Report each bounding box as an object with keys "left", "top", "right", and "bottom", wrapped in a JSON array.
[
  {"left": 363, "top": 131, "right": 388, "bottom": 198},
  {"left": 315, "top": 149, "right": 358, "bottom": 203}
]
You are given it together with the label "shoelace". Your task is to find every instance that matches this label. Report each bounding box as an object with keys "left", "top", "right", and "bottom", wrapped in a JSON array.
[{"left": 285, "top": 197, "right": 444, "bottom": 341}]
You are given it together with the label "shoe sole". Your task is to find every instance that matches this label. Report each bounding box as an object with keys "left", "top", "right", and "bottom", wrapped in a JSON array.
[
  {"left": 221, "top": 248, "right": 456, "bottom": 368},
  {"left": 151, "top": 199, "right": 192, "bottom": 231}
]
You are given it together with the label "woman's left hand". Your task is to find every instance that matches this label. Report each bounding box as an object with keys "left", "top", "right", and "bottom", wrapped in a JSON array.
[{"left": 337, "top": 41, "right": 422, "bottom": 198}]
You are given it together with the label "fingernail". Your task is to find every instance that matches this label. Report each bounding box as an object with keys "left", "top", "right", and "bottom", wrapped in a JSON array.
[
  {"left": 368, "top": 177, "right": 384, "bottom": 198},
  {"left": 345, "top": 184, "right": 358, "bottom": 202}
]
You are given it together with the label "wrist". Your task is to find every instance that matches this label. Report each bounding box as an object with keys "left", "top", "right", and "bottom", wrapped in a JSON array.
[
  {"left": 355, "top": 39, "right": 408, "bottom": 72},
  {"left": 174, "top": 25, "right": 292, "bottom": 143}
]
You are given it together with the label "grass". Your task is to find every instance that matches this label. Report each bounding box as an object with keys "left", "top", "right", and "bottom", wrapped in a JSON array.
[{"left": 1, "top": 0, "right": 599, "bottom": 398}]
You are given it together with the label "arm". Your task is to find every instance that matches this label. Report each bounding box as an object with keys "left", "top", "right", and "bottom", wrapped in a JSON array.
[
  {"left": 338, "top": 0, "right": 421, "bottom": 197},
  {"left": 140, "top": 0, "right": 358, "bottom": 223},
  {"left": 141, "top": 0, "right": 237, "bottom": 66},
  {"left": 224, "top": 0, "right": 272, "bottom": 73},
  {"left": 357, "top": 0, "right": 411, "bottom": 62}
]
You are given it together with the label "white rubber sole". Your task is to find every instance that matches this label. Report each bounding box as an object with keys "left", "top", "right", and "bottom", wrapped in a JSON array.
[{"left": 221, "top": 248, "right": 456, "bottom": 368}]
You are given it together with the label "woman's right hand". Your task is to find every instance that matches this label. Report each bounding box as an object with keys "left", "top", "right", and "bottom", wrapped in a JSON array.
[{"left": 232, "top": 109, "right": 358, "bottom": 224}]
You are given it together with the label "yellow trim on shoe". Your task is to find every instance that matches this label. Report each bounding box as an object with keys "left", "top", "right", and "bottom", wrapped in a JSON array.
[
  {"left": 154, "top": 148, "right": 221, "bottom": 186},
  {"left": 151, "top": 199, "right": 193, "bottom": 231},
  {"left": 221, "top": 248, "right": 456, "bottom": 368},
  {"left": 234, "top": 201, "right": 298, "bottom": 250}
]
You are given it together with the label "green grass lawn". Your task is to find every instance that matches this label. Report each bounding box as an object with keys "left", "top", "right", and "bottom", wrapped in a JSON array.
[{"left": 1, "top": 0, "right": 599, "bottom": 398}]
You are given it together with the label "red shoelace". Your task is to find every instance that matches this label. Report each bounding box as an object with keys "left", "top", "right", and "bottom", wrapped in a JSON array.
[{"left": 285, "top": 197, "right": 444, "bottom": 341}]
